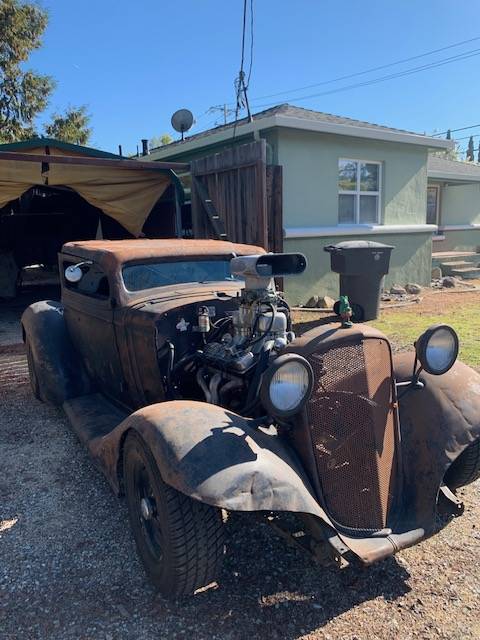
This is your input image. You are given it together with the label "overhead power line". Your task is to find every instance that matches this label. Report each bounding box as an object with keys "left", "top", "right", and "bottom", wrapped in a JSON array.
[
  {"left": 248, "top": 47, "right": 480, "bottom": 109},
  {"left": 431, "top": 123, "right": 480, "bottom": 137},
  {"left": 233, "top": 0, "right": 254, "bottom": 138},
  {"left": 247, "top": 35, "right": 480, "bottom": 103},
  {"left": 451, "top": 133, "right": 480, "bottom": 141}
]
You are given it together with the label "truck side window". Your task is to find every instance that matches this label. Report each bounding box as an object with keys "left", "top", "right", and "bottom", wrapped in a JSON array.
[{"left": 63, "top": 261, "right": 110, "bottom": 299}]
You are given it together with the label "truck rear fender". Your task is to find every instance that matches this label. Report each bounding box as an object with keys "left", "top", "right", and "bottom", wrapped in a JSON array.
[{"left": 21, "top": 300, "right": 91, "bottom": 405}]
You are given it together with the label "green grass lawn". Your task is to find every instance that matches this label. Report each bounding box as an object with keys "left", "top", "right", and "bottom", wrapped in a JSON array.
[{"left": 372, "top": 298, "right": 480, "bottom": 369}]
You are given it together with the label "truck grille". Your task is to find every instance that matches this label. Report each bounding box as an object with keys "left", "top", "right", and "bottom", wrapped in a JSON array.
[{"left": 306, "top": 337, "right": 398, "bottom": 534}]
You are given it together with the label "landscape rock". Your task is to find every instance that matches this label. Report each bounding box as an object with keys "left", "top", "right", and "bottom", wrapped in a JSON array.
[
  {"left": 317, "top": 295, "right": 336, "bottom": 309},
  {"left": 431, "top": 266, "right": 442, "bottom": 280},
  {"left": 390, "top": 284, "right": 407, "bottom": 295},
  {"left": 305, "top": 295, "right": 319, "bottom": 308},
  {"left": 405, "top": 283, "right": 422, "bottom": 295},
  {"left": 442, "top": 276, "right": 457, "bottom": 288}
]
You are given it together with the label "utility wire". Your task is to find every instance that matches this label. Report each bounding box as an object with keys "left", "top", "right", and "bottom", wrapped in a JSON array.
[
  {"left": 431, "top": 123, "right": 480, "bottom": 137},
  {"left": 246, "top": 0, "right": 254, "bottom": 87},
  {"left": 246, "top": 35, "right": 480, "bottom": 103},
  {"left": 233, "top": 0, "right": 253, "bottom": 138},
  {"left": 248, "top": 47, "right": 480, "bottom": 109},
  {"left": 450, "top": 133, "right": 480, "bottom": 141}
]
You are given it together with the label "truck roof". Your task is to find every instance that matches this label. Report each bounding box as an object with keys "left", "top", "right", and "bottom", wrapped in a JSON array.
[{"left": 61, "top": 239, "right": 265, "bottom": 269}]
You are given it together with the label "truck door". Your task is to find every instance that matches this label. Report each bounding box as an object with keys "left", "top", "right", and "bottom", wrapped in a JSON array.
[{"left": 62, "top": 260, "right": 128, "bottom": 405}]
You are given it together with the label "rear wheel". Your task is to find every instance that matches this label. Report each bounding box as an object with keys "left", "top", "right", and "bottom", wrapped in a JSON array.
[
  {"left": 123, "top": 431, "right": 225, "bottom": 597},
  {"left": 25, "top": 338, "right": 41, "bottom": 400},
  {"left": 445, "top": 440, "right": 480, "bottom": 489}
]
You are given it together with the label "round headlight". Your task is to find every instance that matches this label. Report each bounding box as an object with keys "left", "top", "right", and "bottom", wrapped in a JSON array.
[
  {"left": 261, "top": 354, "right": 313, "bottom": 417},
  {"left": 415, "top": 324, "right": 459, "bottom": 375}
]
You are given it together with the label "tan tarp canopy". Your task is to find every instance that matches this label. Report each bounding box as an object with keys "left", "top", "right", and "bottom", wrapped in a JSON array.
[{"left": 0, "top": 153, "right": 173, "bottom": 237}]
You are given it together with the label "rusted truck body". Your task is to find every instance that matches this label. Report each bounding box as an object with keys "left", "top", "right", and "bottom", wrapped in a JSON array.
[{"left": 22, "top": 239, "right": 480, "bottom": 597}]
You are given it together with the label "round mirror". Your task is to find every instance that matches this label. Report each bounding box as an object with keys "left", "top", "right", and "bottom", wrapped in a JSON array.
[{"left": 65, "top": 265, "right": 83, "bottom": 283}]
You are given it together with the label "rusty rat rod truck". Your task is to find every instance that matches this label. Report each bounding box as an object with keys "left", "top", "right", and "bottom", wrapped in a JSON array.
[{"left": 22, "top": 239, "right": 480, "bottom": 597}]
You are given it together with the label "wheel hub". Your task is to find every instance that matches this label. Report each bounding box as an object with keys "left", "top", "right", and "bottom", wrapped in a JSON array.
[{"left": 140, "top": 497, "right": 154, "bottom": 520}]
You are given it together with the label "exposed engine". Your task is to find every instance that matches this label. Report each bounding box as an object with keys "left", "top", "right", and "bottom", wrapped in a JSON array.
[{"left": 171, "top": 253, "right": 307, "bottom": 414}]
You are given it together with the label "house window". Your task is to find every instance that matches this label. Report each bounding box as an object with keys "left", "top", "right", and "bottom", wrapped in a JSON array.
[
  {"left": 426, "top": 185, "right": 439, "bottom": 225},
  {"left": 338, "top": 159, "right": 381, "bottom": 224}
]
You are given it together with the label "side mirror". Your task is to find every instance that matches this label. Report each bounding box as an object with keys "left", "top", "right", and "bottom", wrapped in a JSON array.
[{"left": 64, "top": 261, "right": 92, "bottom": 284}]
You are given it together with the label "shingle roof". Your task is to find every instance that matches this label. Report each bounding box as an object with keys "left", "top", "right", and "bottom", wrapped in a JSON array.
[
  {"left": 428, "top": 155, "right": 480, "bottom": 182},
  {"left": 150, "top": 103, "right": 440, "bottom": 154}
]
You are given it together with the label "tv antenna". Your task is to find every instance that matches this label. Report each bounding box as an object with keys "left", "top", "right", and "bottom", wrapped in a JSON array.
[{"left": 171, "top": 109, "right": 194, "bottom": 141}]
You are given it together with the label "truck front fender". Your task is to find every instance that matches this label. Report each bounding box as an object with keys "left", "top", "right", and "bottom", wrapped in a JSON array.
[
  {"left": 101, "top": 400, "right": 330, "bottom": 519},
  {"left": 394, "top": 352, "right": 480, "bottom": 530}
]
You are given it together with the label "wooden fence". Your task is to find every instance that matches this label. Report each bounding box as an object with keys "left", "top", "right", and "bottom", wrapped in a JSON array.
[{"left": 190, "top": 140, "right": 283, "bottom": 252}]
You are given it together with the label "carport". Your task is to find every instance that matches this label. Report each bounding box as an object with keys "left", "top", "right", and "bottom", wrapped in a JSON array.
[{"left": 0, "top": 140, "right": 189, "bottom": 298}]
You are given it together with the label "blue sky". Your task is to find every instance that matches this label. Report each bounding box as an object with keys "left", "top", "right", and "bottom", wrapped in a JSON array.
[{"left": 30, "top": 0, "right": 480, "bottom": 155}]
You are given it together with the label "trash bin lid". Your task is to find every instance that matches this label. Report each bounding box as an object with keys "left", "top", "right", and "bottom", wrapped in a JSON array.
[{"left": 325, "top": 240, "right": 394, "bottom": 251}]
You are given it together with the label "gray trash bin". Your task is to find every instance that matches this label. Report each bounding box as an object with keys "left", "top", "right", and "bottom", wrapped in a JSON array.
[{"left": 324, "top": 240, "right": 394, "bottom": 321}]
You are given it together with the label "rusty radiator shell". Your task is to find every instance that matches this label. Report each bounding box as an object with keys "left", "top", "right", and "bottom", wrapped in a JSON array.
[{"left": 306, "top": 336, "right": 399, "bottom": 533}]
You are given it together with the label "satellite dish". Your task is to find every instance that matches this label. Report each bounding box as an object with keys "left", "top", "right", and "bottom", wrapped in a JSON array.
[{"left": 171, "top": 109, "right": 194, "bottom": 140}]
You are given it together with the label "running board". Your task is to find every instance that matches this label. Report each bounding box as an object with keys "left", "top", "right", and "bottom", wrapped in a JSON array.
[{"left": 63, "top": 393, "right": 128, "bottom": 476}]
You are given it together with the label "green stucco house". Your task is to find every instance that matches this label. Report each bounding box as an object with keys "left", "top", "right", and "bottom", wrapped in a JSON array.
[
  {"left": 143, "top": 104, "right": 453, "bottom": 303},
  {"left": 427, "top": 156, "right": 480, "bottom": 253}
]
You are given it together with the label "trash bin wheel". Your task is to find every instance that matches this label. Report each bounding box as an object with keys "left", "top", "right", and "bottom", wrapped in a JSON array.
[{"left": 333, "top": 300, "right": 364, "bottom": 323}]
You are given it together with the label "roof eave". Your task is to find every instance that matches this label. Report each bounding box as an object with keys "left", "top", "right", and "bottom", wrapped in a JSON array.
[
  {"left": 146, "top": 114, "right": 453, "bottom": 160},
  {"left": 427, "top": 169, "right": 480, "bottom": 183},
  {"left": 273, "top": 115, "right": 454, "bottom": 149}
]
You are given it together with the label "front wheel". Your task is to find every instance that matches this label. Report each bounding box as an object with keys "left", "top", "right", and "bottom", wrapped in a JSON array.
[
  {"left": 445, "top": 440, "right": 480, "bottom": 490},
  {"left": 123, "top": 431, "right": 225, "bottom": 597}
]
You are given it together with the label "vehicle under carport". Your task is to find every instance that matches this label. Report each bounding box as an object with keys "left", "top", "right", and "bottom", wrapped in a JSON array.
[{"left": 0, "top": 138, "right": 188, "bottom": 299}]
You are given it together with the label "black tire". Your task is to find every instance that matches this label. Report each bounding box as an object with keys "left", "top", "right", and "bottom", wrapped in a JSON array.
[
  {"left": 123, "top": 431, "right": 224, "bottom": 597},
  {"left": 332, "top": 300, "right": 364, "bottom": 322},
  {"left": 445, "top": 440, "right": 480, "bottom": 489},
  {"left": 25, "top": 338, "right": 41, "bottom": 401}
]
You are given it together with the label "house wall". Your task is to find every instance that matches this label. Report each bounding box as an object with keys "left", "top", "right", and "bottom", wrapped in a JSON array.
[
  {"left": 276, "top": 128, "right": 429, "bottom": 227},
  {"left": 429, "top": 181, "right": 480, "bottom": 252},
  {"left": 283, "top": 232, "right": 432, "bottom": 305},
  {"left": 440, "top": 182, "right": 480, "bottom": 226},
  {"left": 274, "top": 129, "right": 432, "bottom": 303},
  {"left": 432, "top": 229, "right": 480, "bottom": 252}
]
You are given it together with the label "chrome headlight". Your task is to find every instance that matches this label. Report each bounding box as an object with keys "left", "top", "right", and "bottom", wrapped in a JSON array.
[
  {"left": 261, "top": 354, "right": 313, "bottom": 417},
  {"left": 415, "top": 324, "right": 459, "bottom": 375}
]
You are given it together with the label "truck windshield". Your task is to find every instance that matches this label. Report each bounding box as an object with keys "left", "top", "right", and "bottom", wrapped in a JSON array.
[{"left": 122, "top": 259, "right": 239, "bottom": 291}]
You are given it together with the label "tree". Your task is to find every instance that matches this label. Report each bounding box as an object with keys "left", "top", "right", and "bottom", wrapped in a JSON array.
[
  {"left": 150, "top": 133, "right": 173, "bottom": 149},
  {"left": 446, "top": 129, "right": 451, "bottom": 140},
  {"left": 432, "top": 142, "right": 459, "bottom": 161},
  {"left": 0, "top": 0, "right": 55, "bottom": 142},
  {"left": 44, "top": 105, "right": 92, "bottom": 145},
  {"left": 467, "top": 136, "right": 475, "bottom": 161}
]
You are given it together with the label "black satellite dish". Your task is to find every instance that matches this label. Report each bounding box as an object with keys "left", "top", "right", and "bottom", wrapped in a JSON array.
[{"left": 171, "top": 109, "right": 194, "bottom": 141}]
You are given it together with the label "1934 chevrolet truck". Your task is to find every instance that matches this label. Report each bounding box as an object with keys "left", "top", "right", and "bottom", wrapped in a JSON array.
[{"left": 22, "top": 239, "right": 480, "bottom": 597}]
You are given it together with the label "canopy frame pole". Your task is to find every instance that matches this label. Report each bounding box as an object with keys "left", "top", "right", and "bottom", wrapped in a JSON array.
[{"left": 0, "top": 151, "right": 190, "bottom": 172}]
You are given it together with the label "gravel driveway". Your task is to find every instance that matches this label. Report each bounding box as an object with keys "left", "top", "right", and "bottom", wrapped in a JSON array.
[{"left": 1, "top": 347, "right": 479, "bottom": 639}]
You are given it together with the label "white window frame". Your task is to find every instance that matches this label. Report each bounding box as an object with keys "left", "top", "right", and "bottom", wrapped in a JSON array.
[{"left": 338, "top": 158, "right": 382, "bottom": 224}]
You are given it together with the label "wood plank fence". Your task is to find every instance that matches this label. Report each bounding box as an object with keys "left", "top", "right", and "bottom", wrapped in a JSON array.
[{"left": 190, "top": 140, "right": 283, "bottom": 252}]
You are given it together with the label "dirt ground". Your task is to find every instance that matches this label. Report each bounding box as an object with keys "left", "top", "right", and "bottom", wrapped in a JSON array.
[{"left": 1, "top": 288, "right": 480, "bottom": 639}]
